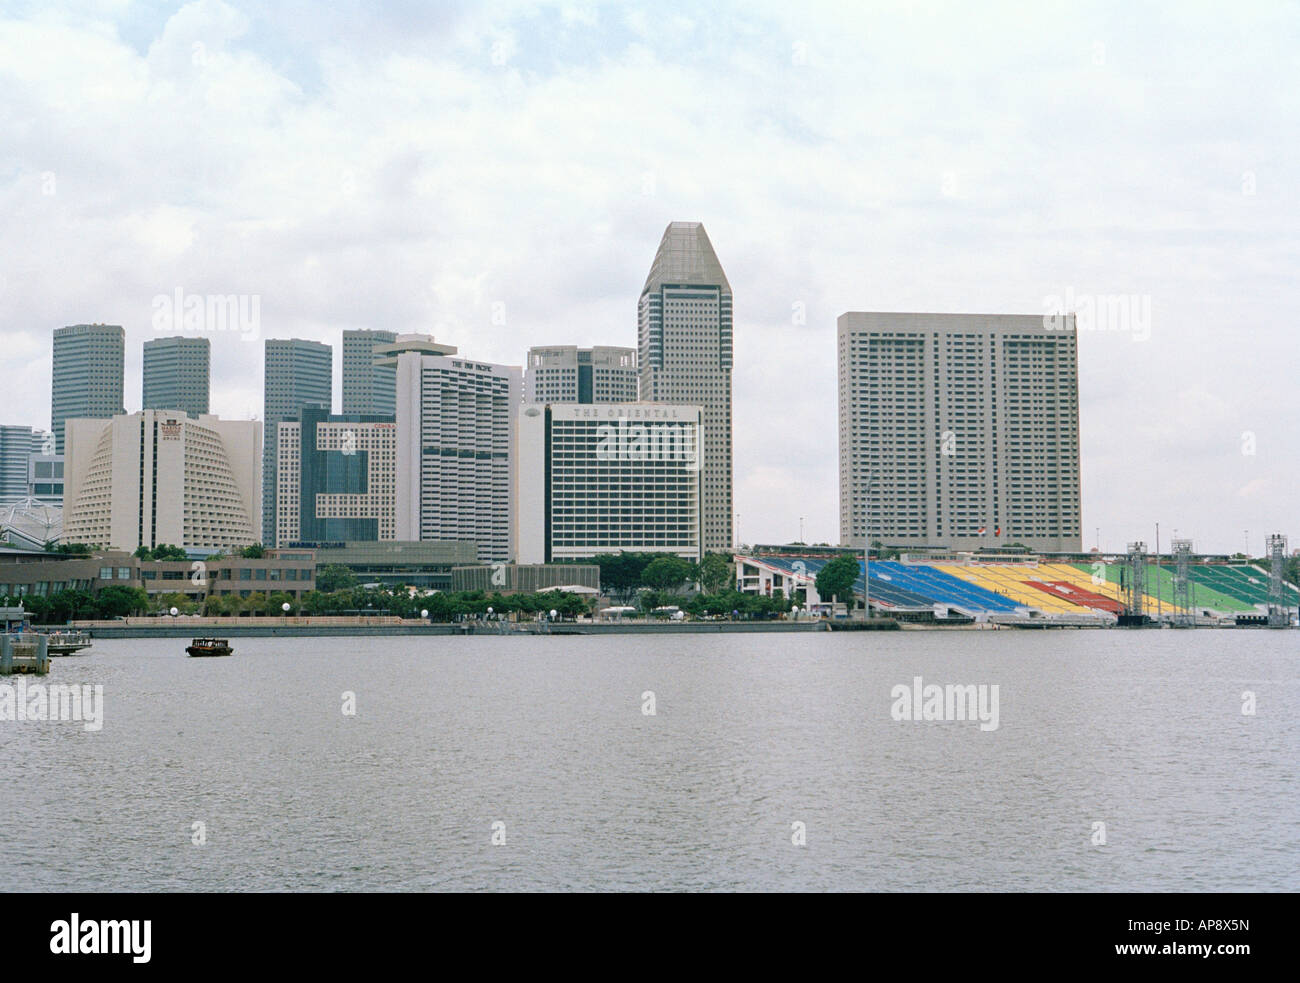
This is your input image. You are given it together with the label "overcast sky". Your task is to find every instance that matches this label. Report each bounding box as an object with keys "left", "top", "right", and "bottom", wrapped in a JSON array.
[{"left": 1, "top": 0, "right": 1296, "bottom": 555}]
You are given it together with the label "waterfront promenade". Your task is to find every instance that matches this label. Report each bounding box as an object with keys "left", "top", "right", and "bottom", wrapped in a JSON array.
[{"left": 67, "top": 615, "right": 834, "bottom": 638}]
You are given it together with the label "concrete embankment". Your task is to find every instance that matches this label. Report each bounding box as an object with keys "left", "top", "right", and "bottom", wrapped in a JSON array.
[{"left": 71, "top": 618, "right": 829, "bottom": 638}]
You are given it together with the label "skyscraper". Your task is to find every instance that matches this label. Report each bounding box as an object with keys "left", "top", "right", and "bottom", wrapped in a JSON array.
[
  {"left": 837, "top": 312, "right": 1082, "bottom": 553},
  {"left": 143, "top": 336, "right": 210, "bottom": 416},
  {"left": 263, "top": 339, "right": 332, "bottom": 547},
  {"left": 51, "top": 323, "right": 125, "bottom": 454},
  {"left": 380, "top": 335, "right": 521, "bottom": 563},
  {"left": 638, "top": 222, "right": 734, "bottom": 551},
  {"left": 342, "top": 329, "right": 398, "bottom": 416},
  {"left": 0, "top": 426, "right": 41, "bottom": 501},
  {"left": 524, "top": 346, "right": 638, "bottom": 404}
]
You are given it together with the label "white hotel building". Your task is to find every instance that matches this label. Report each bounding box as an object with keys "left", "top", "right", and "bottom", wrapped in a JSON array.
[
  {"left": 514, "top": 402, "right": 703, "bottom": 564},
  {"left": 380, "top": 335, "right": 521, "bottom": 563},
  {"left": 63, "top": 410, "right": 261, "bottom": 552}
]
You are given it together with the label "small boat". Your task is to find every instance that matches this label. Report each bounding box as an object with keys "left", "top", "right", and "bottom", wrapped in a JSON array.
[{"left": 186, "top": 637, "right": 233, "bottom": 657}]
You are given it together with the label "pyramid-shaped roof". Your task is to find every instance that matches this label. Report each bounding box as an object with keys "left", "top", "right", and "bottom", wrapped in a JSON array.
[{"left": 642, "top": 222, "right": 731, "bottom": 294}]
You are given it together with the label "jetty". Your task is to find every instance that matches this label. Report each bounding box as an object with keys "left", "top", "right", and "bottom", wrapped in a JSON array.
[
  {"left": 1, "top": 633, "right": 51, "bottom": 675},
  {"left": 45, "top": 631, "right": 93, "bottom": 656}
]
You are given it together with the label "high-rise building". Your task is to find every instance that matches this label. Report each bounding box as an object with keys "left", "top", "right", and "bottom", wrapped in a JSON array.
[
  {"left": 524, "top": 346, "right": 638, "bottom": 404},
  {"left": 63, "top": 410, "right": 261, "bottom": 552},
  {"left": 837, "top": 312, "right": 1082, "bottom": 553},
  {"left": 143, "top": 336, "right": 210, "bottom": 416},
  {"left": 51, "top": 324, "right": 125, "bottom": 454},
  {"left": 638, "top": 222, "right": 733, "bottom": 551},
  {"left": 514, "top": 402, "right": 702, "bottom": 564},
  {"left": 277, "top": 407, "right": 397, "bottom": 546},
  {"left": 342, "top": 329, "right": 398, "bottom": 416},
  {"left": 380, "top": 335, "right": 521, "bottom": 563},
  {"left": 263, "top": 339, "right": 332, "bottom": 547},
  {"left": 0, "top": 426, "right": 42, "bottom": 501}
]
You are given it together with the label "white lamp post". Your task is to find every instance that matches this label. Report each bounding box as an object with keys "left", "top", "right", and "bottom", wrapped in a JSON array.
[{"left": 863, "top": 472, "right": 877, "bottom": 621}]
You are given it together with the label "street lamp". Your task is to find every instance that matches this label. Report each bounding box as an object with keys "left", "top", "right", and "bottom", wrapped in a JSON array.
[
  {"left": 487, "top": 606, "right": 494, "bottom": 622},
  {"left": 862, "top": 472, "right": 877, "bottom": 621},
  {"left": 281, "top": 601, "right": 290, "bottom": 615},
  {"left": 791, "top": 604, "right": 798, "bottom": 621}
]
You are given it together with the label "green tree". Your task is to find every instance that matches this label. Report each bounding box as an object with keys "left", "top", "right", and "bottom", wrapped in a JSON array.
[
  {"left": 44, "top": 589, "right": 98, "bottom": 623},
  {"left": 52, "top": 543, "right": 94, "bottom": 556},
  {"left": 316, "top": 564, "right": 359, "bottom": 593},
  {"left": 695, "top": 553, "right": 734, "bottom": 594},
  {"left": 22, "top": 594, "right": 51, "bottom": 623},
  {"left": 152, "top": 544, "right": 188, "bottom": 561},
  {"left": 156, "top": 591, "right": 199, "bottom": 615},
  {"left": 240, "top": 543, "right": 267, "bottom": 559},
  {"left": 815, "top": 554, "right": 860, "bottom": 611},
  {"left": 593, "top": 552, "right": 655, "bottom": 600},
  {"left": 133, "top": 545, "right": 154, "bottom": 561},
  {"left": 265, "top": 591, "right": 295, "bottom": 616},
  {"left": 643, "top": 555, "right": 692, "bottom": 592},
  {"left": 96, "top": 586, "right": 149, "bottom": 618}
]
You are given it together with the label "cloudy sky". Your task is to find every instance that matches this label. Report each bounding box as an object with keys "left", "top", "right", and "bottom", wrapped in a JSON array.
[{"left": 1, "top": 0, "right": 1296, "bottom": 555}]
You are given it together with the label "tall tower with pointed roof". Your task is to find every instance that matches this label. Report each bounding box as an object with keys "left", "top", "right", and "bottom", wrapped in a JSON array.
[{"left": 638, "top": 222, "right": 733, "bottom": 551}]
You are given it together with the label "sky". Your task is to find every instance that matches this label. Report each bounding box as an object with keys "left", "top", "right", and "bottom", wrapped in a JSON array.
[{"left": 1, "top": 0, "right": 1296, "bottom": 556}]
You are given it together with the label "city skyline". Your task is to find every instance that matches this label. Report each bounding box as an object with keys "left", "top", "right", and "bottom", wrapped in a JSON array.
[{"left": 1, "top": 3, "right": 1296, "bottom": 555}]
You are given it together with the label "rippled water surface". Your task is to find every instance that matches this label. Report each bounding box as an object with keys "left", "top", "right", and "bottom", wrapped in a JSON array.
[{"left": 2, "top": 630, "right": 1296, "bottom": 891}]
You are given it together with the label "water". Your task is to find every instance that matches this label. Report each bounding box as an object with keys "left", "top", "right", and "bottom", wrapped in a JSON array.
[{"left": 2, "top": 630, "right": 1296, "bottom": 891}]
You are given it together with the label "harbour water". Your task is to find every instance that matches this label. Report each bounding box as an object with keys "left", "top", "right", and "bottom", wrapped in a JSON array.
[{"left": 1, "top": 630, "right": 1295, "bottom": 891}]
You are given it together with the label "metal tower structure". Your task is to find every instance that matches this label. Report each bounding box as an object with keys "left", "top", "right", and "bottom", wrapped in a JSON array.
[
  {"left": 1122, "top": 541, "right": 1148, "bottom": 622},
  {"left": 1171, "top": 538, "right": 1196, "bottom": 628},
  {"left": 1266, "top": 534, "right": 1289, "bottom": 628}
]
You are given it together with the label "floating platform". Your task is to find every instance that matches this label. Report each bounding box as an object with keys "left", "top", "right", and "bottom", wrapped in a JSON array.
[
  {"left": 46, "top": 631, "right": 93, "bottom": 657},
  {"left": 826, "top": 618, "right": 902, "bottom": 631}
]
